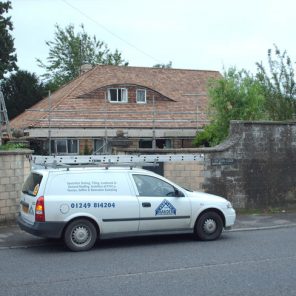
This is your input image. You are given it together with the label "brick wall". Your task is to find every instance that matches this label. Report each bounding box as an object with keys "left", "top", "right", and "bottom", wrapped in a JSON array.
[
  {"left": 79, "top": 139, "right": 94, "bottom": 154},
  {"left": 0, "top": 150, "right": 32, "bottom": 224}
]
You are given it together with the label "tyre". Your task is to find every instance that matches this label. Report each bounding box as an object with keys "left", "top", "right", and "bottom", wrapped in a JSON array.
[
  {"left": 64, "top": 219, "right": 97, "bottom": 251},
  {"left": 195, "top": 211, "right": 223, "bottom": 241}
]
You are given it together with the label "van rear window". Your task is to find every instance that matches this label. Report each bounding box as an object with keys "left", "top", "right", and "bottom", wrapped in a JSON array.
[{"left": 22, "top": 173, "right": 43, "bottom": 196}]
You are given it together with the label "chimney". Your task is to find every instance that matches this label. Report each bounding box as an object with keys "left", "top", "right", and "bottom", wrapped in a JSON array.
[{"left": 80, "top": 64, "right": 93, "bottom": 75}]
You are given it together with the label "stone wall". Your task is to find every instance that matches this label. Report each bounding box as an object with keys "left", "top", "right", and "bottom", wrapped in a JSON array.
[
  {"left": 0, "top": 121, "right": 295, "bottom": 224},
  {"left": 164, "top": 162, "right": 204, "bottom": 191},
  {"left": 0, "top": 150, "right": 33, "bottom": 223},
  {"left": 202, "top": 121, "right": 296, "bottom": 209},
  {"left": 121, "top": 121, "right": 296, "bottom": 210}
]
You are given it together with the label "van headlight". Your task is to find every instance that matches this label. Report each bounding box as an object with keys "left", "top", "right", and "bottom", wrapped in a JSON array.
[{"left": 226, "top": 202, "right": 233, "bottom": 209}]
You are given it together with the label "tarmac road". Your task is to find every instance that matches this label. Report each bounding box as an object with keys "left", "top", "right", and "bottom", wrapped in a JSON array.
[
  {"left": 1, "top": 212, "right": 296, "bottom": 249},
  {"left": 0, "top": 219, "right": 296, "bottom": 296}
]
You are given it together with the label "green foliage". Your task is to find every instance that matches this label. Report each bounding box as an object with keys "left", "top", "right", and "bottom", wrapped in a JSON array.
[
  {"left": 1, "top": 70, "right": 47, "bottom": 119},
  {"left": 153, "top": 61, "right": 172, "bottom": 68},
  {"left": 0, "top": 0, "right": 17, "bottom": 79},
  {"left": 194, "top": 68, "right": 267, "bottom": 147},
  {"left": 0, "top": 142, "right": 26, "bottom": 150},
  {"left": 193, "top": 122, "right": 224, "bottom": 147},
  {"left": 256, "top": 45, "right": 296, "bottom": 120},
  {"left": 37, "top": 24, "right": 128, "bottom": 88}
]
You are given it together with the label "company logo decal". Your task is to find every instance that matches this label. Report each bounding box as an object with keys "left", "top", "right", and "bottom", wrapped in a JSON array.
[
  {"left": 29, "top": 205, "right": 34, "bottom": 216},
  {"left": 155, "top": 199, "right": 176, "bottom": 216}
]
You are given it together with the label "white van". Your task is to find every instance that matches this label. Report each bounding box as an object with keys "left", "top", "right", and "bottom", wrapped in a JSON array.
[{"left": 17, "top": 166, "right": 236, "bottom": 251}]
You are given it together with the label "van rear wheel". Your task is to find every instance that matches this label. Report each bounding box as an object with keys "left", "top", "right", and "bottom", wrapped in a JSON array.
[{"left": 64, "top": 219, "right": 97, "bottom": 251}]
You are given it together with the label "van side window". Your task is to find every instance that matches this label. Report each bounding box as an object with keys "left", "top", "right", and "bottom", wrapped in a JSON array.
[
  {"left": 22, "top": 173, "right": 43, "bottom": 196},
  {"left": 132, "top": 174, "right": 177, "bottom": 197}
]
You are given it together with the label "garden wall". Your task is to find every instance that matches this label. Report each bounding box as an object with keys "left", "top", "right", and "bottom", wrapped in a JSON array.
[
  {"left": 202, "top": 121, "right": 296, "bottom": 209},
  {"left": 0, "top": 150, "right": 33, "bottom": 223},
  {"left": 0, "top": 120, "right": 295, "bottom": 224},
  {"left": 123, "top": 120, "right": 296, "bottom": 209}
]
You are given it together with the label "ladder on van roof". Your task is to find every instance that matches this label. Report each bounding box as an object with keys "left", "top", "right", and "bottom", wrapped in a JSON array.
[{"left": 32, "top": 154, "right": 204, "bottom": 166}]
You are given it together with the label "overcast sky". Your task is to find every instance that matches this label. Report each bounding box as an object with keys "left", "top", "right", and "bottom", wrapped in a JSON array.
[{"left": 9, "top": 0, "right": 296, "bottom": 76}]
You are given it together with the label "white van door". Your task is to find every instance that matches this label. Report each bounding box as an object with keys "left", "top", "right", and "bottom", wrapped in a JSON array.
[
  {"left": 20, "top": 172, "right": 45, "bottom": 224},
  {"left": 131, "top": 174, "right": 191, "bottom": 232},
  {"left": 44, "top": 171, "right": 140, "bottom": 235}
]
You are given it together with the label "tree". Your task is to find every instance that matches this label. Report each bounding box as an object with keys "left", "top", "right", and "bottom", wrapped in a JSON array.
[
  {"left": 256, "top": 45, "right": 296, "bottom": 120},
  {"left": 37, "top": 24, "right": 128, "bottom": 89},
  {"left": 1, "top": 70, "right": 46, "bottom": 119},
  {"left": 194, "top": 68, "right": 267, "bottom": 147},
  {"left": 153, "top": 61, "right": 172, "bottom": 68},
  {"left": 0, "top": 1, "right": 17, "bottom": 79}
]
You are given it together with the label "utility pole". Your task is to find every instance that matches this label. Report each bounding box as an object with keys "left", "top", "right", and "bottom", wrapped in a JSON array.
[
  {"left": 48, "top": 90, "right": 52, "bottom": 155},
  {"left": 152, "top": 95, "right": 156, "bottom": 149}
]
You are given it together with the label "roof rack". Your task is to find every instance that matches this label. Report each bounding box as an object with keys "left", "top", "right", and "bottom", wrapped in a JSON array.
[
  {"left": 41, "top": 160, "right": 159, "bottom": 170},
  {"left": 32, "top": 154, "right": 204, "bottom": 167}
]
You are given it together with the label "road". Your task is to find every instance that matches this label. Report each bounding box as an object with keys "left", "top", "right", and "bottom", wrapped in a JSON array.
[{"left": 1, "top": 227, "right": 296, "bottom": 296}]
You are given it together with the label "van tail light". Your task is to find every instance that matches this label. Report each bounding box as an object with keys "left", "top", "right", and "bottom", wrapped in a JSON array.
[{"left": 35, "top": 196, "right": 45, "bottom": 222}]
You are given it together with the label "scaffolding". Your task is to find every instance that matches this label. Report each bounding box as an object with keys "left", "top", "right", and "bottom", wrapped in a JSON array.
[
  {"left": 0, "top": 90, "right": 12, "bottom": 144},
  {"left": 25, "top": 91, "right": 209, "bottom": 154}
]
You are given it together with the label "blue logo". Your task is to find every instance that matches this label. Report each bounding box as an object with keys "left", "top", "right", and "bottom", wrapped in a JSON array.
[
  {"left": 29, "top": 205, "right": 34, "bottom": 216},
  {"left": 155, "top": 199, "right": 176, "bottom": 216}
]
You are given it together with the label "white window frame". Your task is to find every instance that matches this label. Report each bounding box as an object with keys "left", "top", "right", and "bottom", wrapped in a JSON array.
[
  {"left": 136, "top": 89, "right": 146, "bottom": 104},
  {"left": 50, "top": 139, "right": 79, "bottom": 155},
  {"left": 93, "top": 138, "right": 111, "bottom": 154},
  {"left": 108, "top": 88, "right": 128, "bottom": 103}
]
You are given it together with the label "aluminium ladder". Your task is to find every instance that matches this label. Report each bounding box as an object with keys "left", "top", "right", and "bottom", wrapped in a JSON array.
[
  {"left": 0, "top": 90, "right": 12, "bottom": 143},
  {"left": 32, "top": 154, "right": 205, "bottom": 166}
]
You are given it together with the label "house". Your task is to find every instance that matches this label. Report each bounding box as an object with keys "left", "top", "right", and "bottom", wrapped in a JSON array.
[{"left": 10, "top": 65, "right": 220, "bottom": 155}]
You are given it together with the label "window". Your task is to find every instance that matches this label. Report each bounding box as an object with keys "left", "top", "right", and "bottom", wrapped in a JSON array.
[
  {"left": 139, "top": 139, "right": 172, "bottom": 149},
  {"left": 136, "top": 89, "right": 146, "bottom": 103},
  {"left": 22, "top": 173, "right": 43, "bottom": 196},
  {"left": 50, "top": 139, "right": 79, "bottom": 155},
  {"left": 132, "top": 174, "right": 181, "bottom": 197},
  {"left": 139, "top": 139, "right": 152, "bottom": 148},
  {"left": 108, "top": 88, "right": 128, "bottom": 102},
  {"left": 93, "top": 139, "right": 111, "bottom": 154}
]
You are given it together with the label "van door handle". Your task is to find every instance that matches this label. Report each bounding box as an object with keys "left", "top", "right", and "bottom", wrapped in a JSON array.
[{"left": 142, "top": 202, "right": 151, "bottom": 208}]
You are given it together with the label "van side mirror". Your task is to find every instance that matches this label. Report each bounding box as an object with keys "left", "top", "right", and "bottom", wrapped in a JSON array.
[{"left": 175, "top": 189, "right": 184, "bottom": 197}]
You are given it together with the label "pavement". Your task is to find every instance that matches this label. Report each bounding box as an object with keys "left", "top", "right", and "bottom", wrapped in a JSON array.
[{"left": 1, "top": 212, "right": 296, "bottom": 249}]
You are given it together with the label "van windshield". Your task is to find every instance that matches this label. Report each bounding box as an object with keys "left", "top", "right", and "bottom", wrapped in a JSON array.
[{"left": 22, "top": 173, "right": 43, "bottom": 196}]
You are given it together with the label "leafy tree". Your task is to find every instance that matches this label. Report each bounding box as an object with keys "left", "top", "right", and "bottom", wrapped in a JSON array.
[
  {"left": 0, "top": 1, "right": 17, "bottom": 79},
  {"left": 194, "top": 68, "right": 267, "bottom": 147},
  {"left": 1, "top": 70, "right": 46, "bottom": 119},
  {"left": 256, "top": 45, "right": 296, "bottom": 120},
  {"left": 153, "top": 61, "right": 172, "bottom": 68},
  {"left": 37, "top": 24, "right": 128, "bottom": 89}
]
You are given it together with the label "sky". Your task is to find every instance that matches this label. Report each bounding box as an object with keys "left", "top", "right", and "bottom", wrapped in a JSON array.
[{"left": 8, "top": 0, "right": 296, "bottom": 77}]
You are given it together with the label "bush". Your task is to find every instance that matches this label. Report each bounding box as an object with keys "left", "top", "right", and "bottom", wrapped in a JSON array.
[{"left": 0, "top": 143, "right": 27, "bottom": 150}]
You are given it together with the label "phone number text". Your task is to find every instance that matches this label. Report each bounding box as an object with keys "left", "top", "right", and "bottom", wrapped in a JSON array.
[{"left": 70, "top": 202, "right": 116, "bottom": 209}]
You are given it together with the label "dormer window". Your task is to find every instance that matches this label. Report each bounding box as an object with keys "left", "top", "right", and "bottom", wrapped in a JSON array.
[
  {"left": 136, "top": 89, "right": 146, "bottom": 103},
  {"left": 108, "top": 88, "right": 128, "bottom": 103}
]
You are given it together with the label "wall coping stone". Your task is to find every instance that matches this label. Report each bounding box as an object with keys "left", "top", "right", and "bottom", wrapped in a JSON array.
[
  {"left": 119, "top": 121, "right": 296, "bottom": 155},
  {"left": 0, "top": 149, "right": 33, "bottom": 156},
  {"left": 230, "top": 120, "right": 296, "bottom": 125}
]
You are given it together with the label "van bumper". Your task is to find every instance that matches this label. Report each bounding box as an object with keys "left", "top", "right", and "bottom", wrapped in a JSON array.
[
  {"left": 17, "top": 214, "right": 65, "bottom": 239},
  {"left": 224, "top": 208, "right": 236, "bottom": 228}
]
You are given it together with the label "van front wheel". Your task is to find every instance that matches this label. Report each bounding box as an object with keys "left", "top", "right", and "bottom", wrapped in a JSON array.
[
  {"left": 64, "top": 219, "right": 97, "bottom": 251},
  {"left": 195, "top": 212, "right": 223, "bottom": 241}
]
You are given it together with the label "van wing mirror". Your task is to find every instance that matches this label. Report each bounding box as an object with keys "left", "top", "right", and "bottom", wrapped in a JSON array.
[{"left": 175, "top": 188, "right": 185, "bottom": 197}]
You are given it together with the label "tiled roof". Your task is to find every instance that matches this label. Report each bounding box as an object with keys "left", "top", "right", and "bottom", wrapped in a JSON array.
[{"left": 10, "top": 65, "right": 221, "bottom": 130}]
